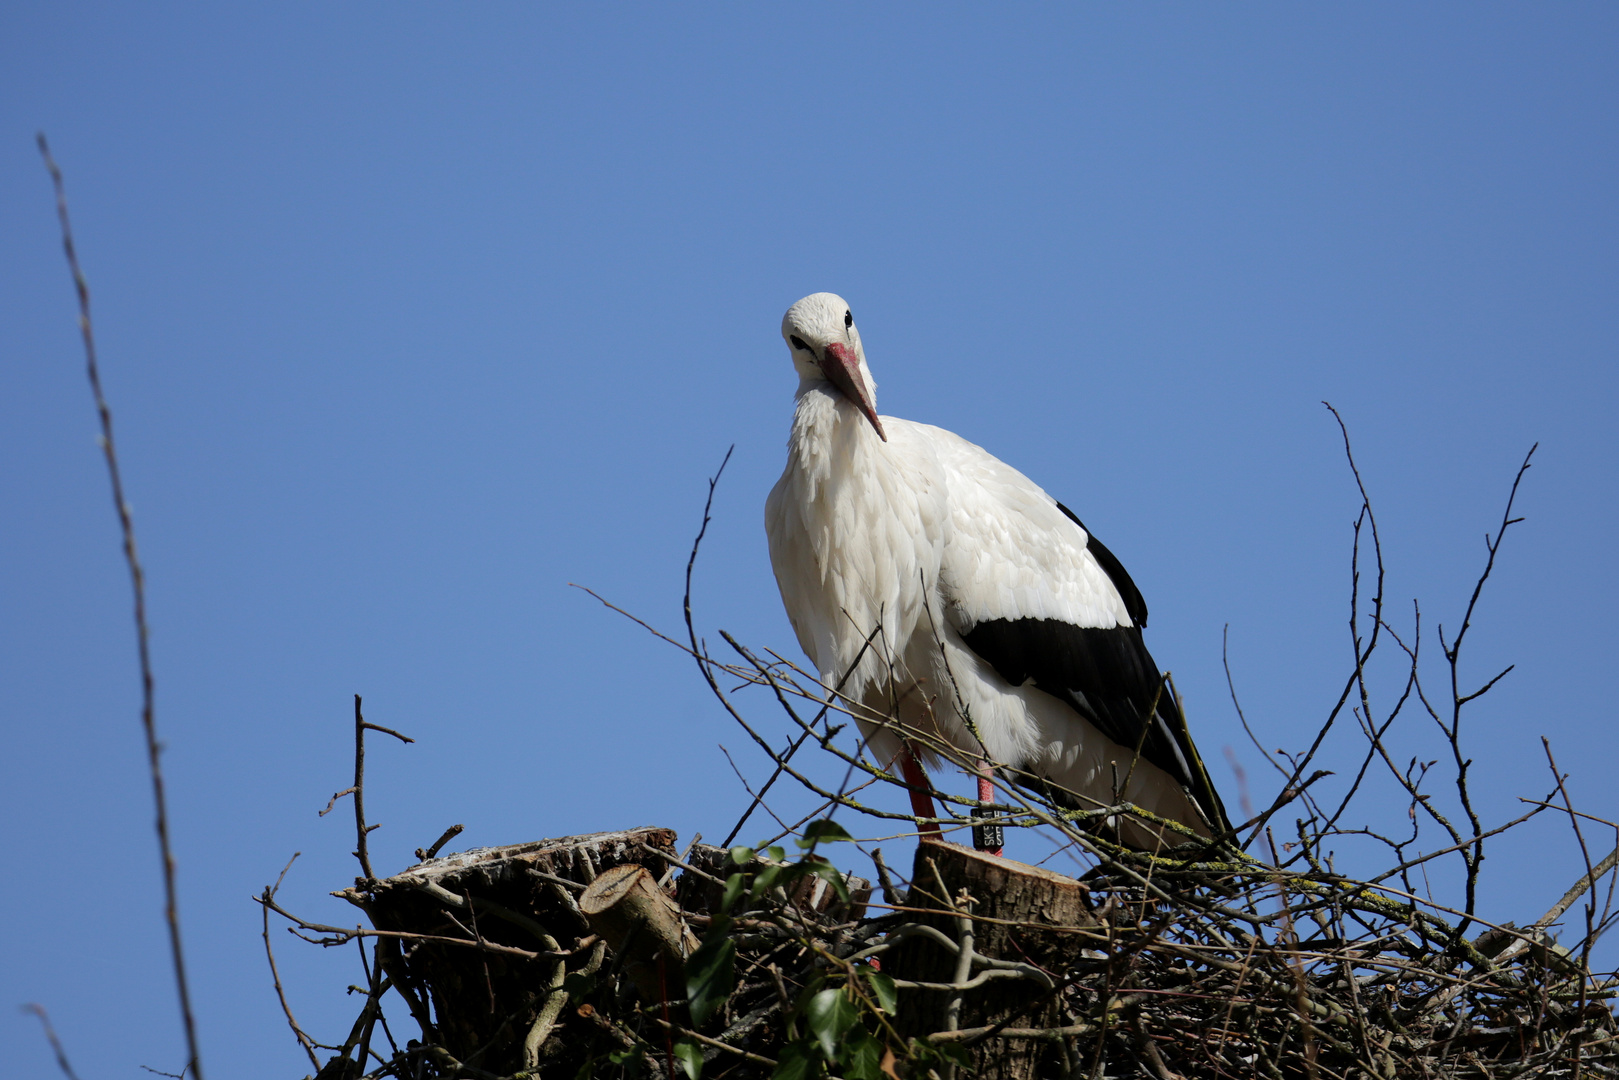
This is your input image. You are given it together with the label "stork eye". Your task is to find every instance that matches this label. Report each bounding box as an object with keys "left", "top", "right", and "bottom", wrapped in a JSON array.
[
  {"left": 844, "top": 310, "right": 853, "bottom": 328},
  {"left": 789, "top": 335, "right": 810, "bottom": 352}
]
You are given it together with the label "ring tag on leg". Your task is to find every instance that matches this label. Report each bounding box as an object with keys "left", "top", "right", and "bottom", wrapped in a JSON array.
[{"left": 972, "top": 805, "right": 1004, "bottom": 853}]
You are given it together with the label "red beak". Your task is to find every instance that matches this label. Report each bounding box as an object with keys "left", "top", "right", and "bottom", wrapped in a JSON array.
[{"left": 820, "top": 342, "right": 887, "bottom": 441}]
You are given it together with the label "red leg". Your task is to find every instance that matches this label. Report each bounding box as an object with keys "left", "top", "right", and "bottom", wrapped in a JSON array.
[
  {"left": 975, "top": 759, "right": 1003, "bottom": 856},
  {"left": 897, "top": 744, "right": 941, "bottom": 836}
]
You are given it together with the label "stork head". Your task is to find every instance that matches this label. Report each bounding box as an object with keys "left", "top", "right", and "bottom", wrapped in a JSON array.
[{"left": 782, "top": 292, "right": 886, "bottom": 441}]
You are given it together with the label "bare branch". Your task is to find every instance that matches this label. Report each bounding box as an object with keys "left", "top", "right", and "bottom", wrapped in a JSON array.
[
  {"left": 22, "top": 1004, "right": 83, "bottom": 1080},
  {"left": 259, "top": 853, "right": 321, "bottom": 1070},
  {"left": 37, "top": 133, "right": 205, "bottom": 1080}
]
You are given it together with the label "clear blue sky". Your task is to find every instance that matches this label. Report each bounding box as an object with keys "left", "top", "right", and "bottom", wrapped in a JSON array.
[{"left": 4, "top": 5, "right": 1617, "bottom": 1076}]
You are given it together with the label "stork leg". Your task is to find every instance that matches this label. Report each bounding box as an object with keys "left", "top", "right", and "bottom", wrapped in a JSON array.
[
  {"left": 974, "top": 759, "right": 1004, "bottom": 856},
  {"left": 897, "top": 744, "right": 941, "bottom": 836}
]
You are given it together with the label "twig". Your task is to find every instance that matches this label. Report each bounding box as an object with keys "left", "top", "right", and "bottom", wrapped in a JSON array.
[
  {"left": 1442, "top": 443, "right": 1537, "bottom": 929},
  {"left": 1224, "top": 625, "right": 1286, "bottom": 782},
  {"left": 722, "top": 726, "right": 816, "bottom": 848},
  {"left": 260, "top": 853, "right": 321, "bottom": 1070},
  {"left": 719, "top": 743, "right": 795, "bottom": 835},
  {"left": 464, "top": 887, "right": 498, "bottom": 1014},
  {"left": 416, "top": 823, "right": 465, "bottom": 862},
  {"left": 319, "top": 787, "right": 357, "bottom": 817},
  {"left": 258, "top": 890, "right": 560, "bottom": 960},
  {"left": 37, "top": 133, "right": 205, "bottom": 1080},
  {"left": 350, "top": 695, "right": 412, "bottom": 881},
  {"left": 644, "top": 1015, "right": 783, "bottom": 1069},
  {"left": 22, "top": 1004, "right": 83, "bottom": 1080},
  {"left": 1248, "top": 404, "right": 1388, "bottom": 849},
  {"left": 139, "top": 1065, "right": 192, "bottom": 1080},
  {"left": 354, "top": 695, "right": 375, "bottom": 878}
]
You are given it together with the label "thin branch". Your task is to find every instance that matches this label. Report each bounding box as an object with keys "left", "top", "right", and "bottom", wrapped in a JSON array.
[
  {"left": 1445, "top": 442, "right": 1537, "bottom": 928},
  {"left": 415, "top": 823, "right": 465, "bottom": 862},
  {"left": 260, "top": 853, "right": 321, "bottom": 1071},
  {"left": 1247, "top": 405, "right": 1385, "bottom": 852},
  {"left": 350, "top": 696, "right": 410, "bottom": 880},
  {"left": 37, "top": 133, "right": 204, "bottom": 1080},
  {"left": 22, "top": 1004, "right": 83, "bottom": 1080},
  {"left": 1223, "top": 624, "right": 1286, "bottom": 781},
  {"left": 258, "top": 890, "right": 564, "bottom": 960}
]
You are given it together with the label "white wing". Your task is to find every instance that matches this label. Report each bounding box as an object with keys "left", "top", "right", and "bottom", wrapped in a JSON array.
[
  {"left": 915, "top": 423, "right": 1133, "bottom": 634},
  {"left": 916, "top": 423, "right": 1229, "bottom": 834}
]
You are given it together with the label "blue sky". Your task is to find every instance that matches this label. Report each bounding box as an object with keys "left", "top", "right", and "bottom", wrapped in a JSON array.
[{"left": 3, "top": 5, "right": 1617, "bottom": 1076}]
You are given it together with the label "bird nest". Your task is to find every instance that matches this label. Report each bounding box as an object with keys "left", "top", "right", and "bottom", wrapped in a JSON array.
[
  {"left": 261, "top": 431, "right": 1619, "bottom": 1078},
  {"left": 262, "top": 796, "right": 1619, "bottom": 1080}
]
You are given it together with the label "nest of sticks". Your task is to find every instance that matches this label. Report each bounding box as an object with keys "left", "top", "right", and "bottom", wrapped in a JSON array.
[{"left": 260, "top": 430, "right": 1619, "bottom": 1078}]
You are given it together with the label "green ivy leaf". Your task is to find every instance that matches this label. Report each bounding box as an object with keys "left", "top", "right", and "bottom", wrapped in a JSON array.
[
  {"left": 766, "top": 845, "right": 787, "bottom": 864},
  {"left": 686, "top": 935, "right": 736, "bottom": 1027},
  {"left": 797, "top": 819, "right": 855, "bottom": 848},
  {"left": 607, "top": 1047, "right": 644, "bottom": 1066},
  {"left": 561, "top": 970, "right": 596, "bottom": 999},
  {"left": 841, "top": 1028, "right": 885, "bottom": 1079},
  {"left": 720, "top": 872, "right": 746, "bottom": 914},
  {"left": 771, "top": 1039, "right": 819, "bottom": 1080},
  {"left": 863, "top": 968, "right": 898, "bottom": 1016},
  {"left": 673, "top": 1039, "right": 703, "bottom": 1080},
  {"left": 804, "top": 987, "right": 859, "bottom": 1062},
  {"left": 728, "top": 845, "right": 755, "bottom": 868},
  {"left": 749, "top": 862, "right": 783, "bottom": 901},
  {"left": 802, "top": 857, "right": 851, "bottom": 903},
  {"left": 701, "top": 912, "right": 733, "bottom": 944}
]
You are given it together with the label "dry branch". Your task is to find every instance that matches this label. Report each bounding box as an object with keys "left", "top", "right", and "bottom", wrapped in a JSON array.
[{"left": 37, "top": 135, "right": 204, "bottom": 1080}]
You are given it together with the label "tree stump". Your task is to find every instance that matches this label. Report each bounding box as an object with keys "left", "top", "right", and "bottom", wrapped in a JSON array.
[
  {"left": 339, "top": 826, "right": 679, "bottom": 1075},
  {"left": 890, "top": 838, "right": 1095, "bottom": 1080},
  {"left": 578, "top": 862, "right": 699, "bottom": 1008}
]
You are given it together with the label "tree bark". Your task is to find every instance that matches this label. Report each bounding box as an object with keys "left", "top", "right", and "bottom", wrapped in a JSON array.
[
  {"left": 891, "top": 837, "right": 1095, "bottom": 1080},
  {"left": 579, "top": 862, "right": 698, "bottom": 1008},
  {"left": 340, "top": 827, "right": 678, "bottom": 1075}
]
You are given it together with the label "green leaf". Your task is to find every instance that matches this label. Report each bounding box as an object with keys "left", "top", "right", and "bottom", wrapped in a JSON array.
[
  {"left": 608, "top": 1047, "right": 644, "bottom": 1066},
  {"left": 771, "top": 1039, "right": 819, "bottom": 1080},
  {"left": 749, "top": 862, "right": 783, "bottom": 901},
  {"left": 720, "top": 872, "right": 746, "bottom": 914},
  {"left": 841, "top": 1029, "right": 885, "bottom": 1079},
  {"left": 727, "top": 845, "right": 755, "bottom": 868},
  {"left": 766, "top": 845, "right": 787, "bottom": 864},
  {"left": 561, "top": 970, "right": 596, "bottom": 999},
  {"left": 863, "top": 968, "right": 897, "bottom": 1015},
  {"left": 797, "top": 819, "right": 855, "bottom": 848},
  {"left": 804, "top": 987, "right": 859, "bottom": 1062},
  {"left": 686, "top": 935, "right": 736, "bottom": 1027},
  {"left": 803, "top": 857, "right": 851, "bottom": 903},
  {"left": 673, "top": 1040, "right": 703, "bottom": 1080}
]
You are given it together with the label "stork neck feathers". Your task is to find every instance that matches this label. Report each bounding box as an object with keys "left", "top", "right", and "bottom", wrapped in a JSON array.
[
  {"left": 792, "top": 378, "right": 882, "bottom": 446},
  {"left": 787, "top": 382, "right": 885, "bottom": 497}
]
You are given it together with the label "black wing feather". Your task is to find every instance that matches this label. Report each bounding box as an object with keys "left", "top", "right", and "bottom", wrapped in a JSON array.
[
  {"left": 1055, "top": 501, "right": 1147, "bottom": 627},
  {"left": 961, "top": 618, "right": 1179, "bottom": 782},
  {"left": 960, "top": 504, "right": 1230, "bottom": 834},
  {"left": 962, "top": 617, "right": 1230, "bottom": 833}
]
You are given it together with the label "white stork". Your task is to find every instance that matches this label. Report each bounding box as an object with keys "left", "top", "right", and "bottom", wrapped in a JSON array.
[{"left": 764, "top": 292, "right": 1229, "bottom": 851}]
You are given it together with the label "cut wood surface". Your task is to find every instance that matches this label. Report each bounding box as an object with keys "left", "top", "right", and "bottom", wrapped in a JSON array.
[
  {"left": 338, "top": 827, "right": 679, "bottom": 1075},
  {"left": 578, "top": 862, "right": 698, "bottom": 1007},
  {"left": 892, "top": 837, "right": 1096, "bottom": 1080}
]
